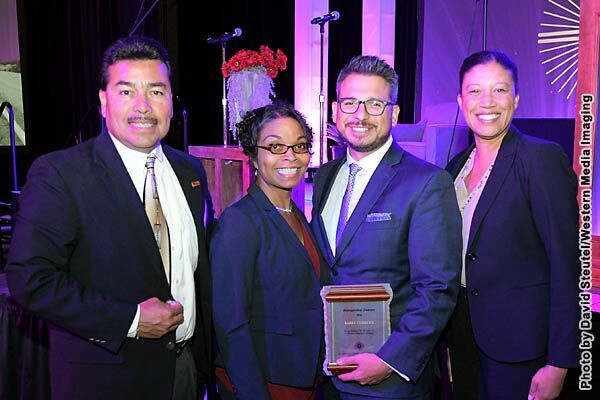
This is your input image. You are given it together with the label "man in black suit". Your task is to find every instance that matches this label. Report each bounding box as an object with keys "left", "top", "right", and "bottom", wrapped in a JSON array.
[{"left": 6, "top": 36, "right": 213, "bottom": 400}]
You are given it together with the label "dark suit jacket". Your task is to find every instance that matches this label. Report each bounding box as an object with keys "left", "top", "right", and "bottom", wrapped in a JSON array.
[
  {"left": 446, "top": 127, "right": 580, "bottom": 367},
  {"left": 211, "top": 184, "right": 329, "bottom": 400},
  {"left": 6, "top": 131, "right": 214, "bottom": 400},
  {"left": 312, "top": 141, "right": 462, "bottom": 398}
]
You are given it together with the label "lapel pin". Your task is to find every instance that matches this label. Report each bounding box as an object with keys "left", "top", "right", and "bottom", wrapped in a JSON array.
[{"left": 191, "top": 180, "right": 201, "bottom": 187}]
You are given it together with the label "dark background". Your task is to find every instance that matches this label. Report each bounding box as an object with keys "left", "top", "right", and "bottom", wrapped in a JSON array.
[{"left": 0, "top": 0, "right": 422, "bottom": 200}]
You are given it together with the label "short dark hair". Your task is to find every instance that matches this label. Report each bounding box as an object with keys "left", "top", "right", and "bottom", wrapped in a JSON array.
[
  {"left": 336, "top": 55, "right": 399, "bottom": 104},
  {"left": 100, "top": 36, "right": 172, "bottom": 90},
  {"left": 237, "top": 102, "right": 314, "bottom": 159},
  {"left": 459, "top": 50, "right": 519, "bottom": 93}
]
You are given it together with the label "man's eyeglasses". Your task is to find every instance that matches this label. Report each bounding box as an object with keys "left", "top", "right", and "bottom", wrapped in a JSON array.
[
  {"left": 255, "top": 143, "right": 311, "bottom": 154},
  {"left": 337, "top": 98, "right": 394, "bottom": 116}
]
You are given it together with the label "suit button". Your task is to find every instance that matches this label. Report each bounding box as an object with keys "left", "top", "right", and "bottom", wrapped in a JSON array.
[
  {"left": 471, "top": 289, "right": 479, "bottom": 296},
  {"left": 466, "top": 253, "right": 477, "bottom": 261},
  {"left": 331, "top": 269, "right": 338, "bottom": 276},
  {"left": 166, "top": 341, "right": 176, "bottom": 351}
]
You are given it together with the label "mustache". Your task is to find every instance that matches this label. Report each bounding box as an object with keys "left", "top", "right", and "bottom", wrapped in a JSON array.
[{"left": 127, "top": 116, "right": 157, "bottom": 124}]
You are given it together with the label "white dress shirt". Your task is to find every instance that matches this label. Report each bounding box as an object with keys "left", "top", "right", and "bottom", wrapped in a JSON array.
[
  {"left": 109, "top": 133, "right": 198, "bottom": 342},
  {"left": 320, "top": 135, "right": 409, "bottom": 380},
  {"left": 454, "top": 147, "right": 496, "bottom": 287},
  {"left": 321, "top": 135, "right": 393, "bottom": 256}
]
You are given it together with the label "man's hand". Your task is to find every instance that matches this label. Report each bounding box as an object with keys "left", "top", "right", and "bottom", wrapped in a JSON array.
[
  {"left": 337, "top": 353, "right": 393, "bottom": 385},
  {"left": 136, "top": 297, "right": 183, "bottom": 338},
  {"left": 528, "top": 365, "right": 568, "bottom": 400}
]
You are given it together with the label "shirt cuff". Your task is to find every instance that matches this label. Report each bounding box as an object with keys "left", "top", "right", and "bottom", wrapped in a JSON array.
[
  {"left": 380, "top": 358, "right": 410, "bottom": 382},
  {"left": 127, "top": 305, "right": 141, "bottom": 338}
]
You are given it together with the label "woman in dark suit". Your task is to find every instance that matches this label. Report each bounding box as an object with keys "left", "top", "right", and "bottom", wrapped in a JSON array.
[
  {"left": 211, "top": 103, "right": 328, "bottom": 400},
  {"left": 445, "top": 51, "right": 579, "bottom": 400}
]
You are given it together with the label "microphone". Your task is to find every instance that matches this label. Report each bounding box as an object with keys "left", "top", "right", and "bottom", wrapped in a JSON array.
[
  {"left": 206, "top": 28, "right": 243, "bottom": 44},
  {"left": 311, "top": 11, "right": 340, "bottom": 25}
]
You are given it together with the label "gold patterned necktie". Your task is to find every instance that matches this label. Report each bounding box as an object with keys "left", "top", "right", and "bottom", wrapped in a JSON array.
[{"left": 144, "top": 154, "right": 170, "bottom": 282}]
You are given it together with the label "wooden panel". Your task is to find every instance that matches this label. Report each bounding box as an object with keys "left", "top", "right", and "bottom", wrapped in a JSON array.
[
  {"left": 199, "top": 158, "right": 216, "bottom": 202},
  {"left": 189, "top": 146, "right": 251, "bottom": 218},
  {"left": 221, "top": 159, "right": 244, "bottom": 209},
  {"left": 189, "top": 145, "right": 305, "bottom": 218}
]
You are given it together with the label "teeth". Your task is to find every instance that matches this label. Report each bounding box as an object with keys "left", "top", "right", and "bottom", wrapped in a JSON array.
[
  {"left": 277, "top": 168, "right": 298, "bottom": 175},
  {"left": 351, "top": 126, "right": 369, "bottom": 132},
  {"left": 478, "top": 114, "right": 499, "bottom": 121},
  {"left": 131, "top": 123, "right": 154, "bottom": 127}
]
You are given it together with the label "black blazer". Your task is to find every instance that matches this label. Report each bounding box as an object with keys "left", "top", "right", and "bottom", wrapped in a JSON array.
[
  {"left": 211, "top": 184, "right": 329, "bottom": 400},
  {"left": 446, "top": 127, "right": 580, "bottom": 367},
  {"left": 6, "top": 131, "right": 214, "bottom": 399}
]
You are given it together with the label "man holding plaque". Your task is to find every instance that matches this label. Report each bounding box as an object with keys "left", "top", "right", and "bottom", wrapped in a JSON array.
[{"left": 312, "top": 55, "right": 462, "bottom": 399}]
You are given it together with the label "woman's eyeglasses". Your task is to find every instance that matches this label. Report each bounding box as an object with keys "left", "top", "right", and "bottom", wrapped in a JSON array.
[{"left": 255, "top": 143, "right": 311, "bottom": 154}]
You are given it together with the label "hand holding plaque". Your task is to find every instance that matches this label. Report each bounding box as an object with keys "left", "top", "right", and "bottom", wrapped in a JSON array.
[{"left": 320, "top": 284, "right": 393, "bottom": 376}]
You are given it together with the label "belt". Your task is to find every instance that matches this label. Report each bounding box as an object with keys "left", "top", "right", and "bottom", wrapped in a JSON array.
[
  {"left": 175, "top": 339, "right": 189, "bottom": 357},
  {"left": 165, "top": 338, "right": 191, "bottom": 358}
]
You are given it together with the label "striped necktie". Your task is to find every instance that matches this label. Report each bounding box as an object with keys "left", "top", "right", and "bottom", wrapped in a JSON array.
[
  {"left": 144, "top": 154, "right": 170, "bottom": 282},
  {"left": 335, "top": 163, "right": 361, "bottom": 246}
]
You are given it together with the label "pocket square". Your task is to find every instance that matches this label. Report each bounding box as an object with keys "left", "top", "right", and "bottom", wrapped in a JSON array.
[{"left": 365, "top": 212, "right": 392, "bottom": 222}]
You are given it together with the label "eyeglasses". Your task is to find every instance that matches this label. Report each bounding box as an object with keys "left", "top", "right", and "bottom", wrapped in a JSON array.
[
  {"left": 255, "top": 143, "right": 311, "bottom": 154},
  {"left": 337, "top": 98, "right": 394, "bottom": 116}
]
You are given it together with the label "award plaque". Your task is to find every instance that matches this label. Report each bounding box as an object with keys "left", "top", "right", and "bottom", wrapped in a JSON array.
[{"left": 320, "top": 284, "right": 393, "bottom": 376}]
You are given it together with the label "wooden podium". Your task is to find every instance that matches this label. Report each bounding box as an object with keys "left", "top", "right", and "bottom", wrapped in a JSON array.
[{"left": 189, "top": 145, "right": 305, "bottom": 218}]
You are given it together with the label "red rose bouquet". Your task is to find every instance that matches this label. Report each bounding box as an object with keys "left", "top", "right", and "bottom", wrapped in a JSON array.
[
  {"left": 222, "top": 46, "right": 288, "bottom": 138},
  {"left": 221, "top": 45, "right": 287, "bottom": 78}
]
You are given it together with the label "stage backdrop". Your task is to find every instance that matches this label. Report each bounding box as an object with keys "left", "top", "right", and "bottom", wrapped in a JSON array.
[{"left": 422, "top": 0, "right": 578, "bottom": 120}]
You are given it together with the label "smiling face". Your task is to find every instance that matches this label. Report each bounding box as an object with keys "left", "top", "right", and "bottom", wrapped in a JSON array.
[
  {"left": 332, "top": 73, "right": 400, "bottom": 161},
  {"left": 99, "top": 59, "right": 173, "bottom": 153},
  {"left": 253, "top": 116, "right": 310, "bottom": 200},
  {"left": 457, "top": 61, "right": 519, "bottom": 144}
]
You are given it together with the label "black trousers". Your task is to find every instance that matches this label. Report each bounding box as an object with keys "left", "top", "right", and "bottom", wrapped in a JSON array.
[
  {"left": 446, "top": 287, "right": 545, "bottom": 400},
  {"left": 172, "top": 345, "right": 198, "bottom": 400}
]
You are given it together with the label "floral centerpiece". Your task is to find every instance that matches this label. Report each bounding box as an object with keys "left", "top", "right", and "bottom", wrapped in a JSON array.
[{"left": 222, "top": 45, "right": 287, "bottom": 139}]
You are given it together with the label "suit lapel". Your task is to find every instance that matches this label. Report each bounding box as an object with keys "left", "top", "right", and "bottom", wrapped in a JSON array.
[
  {"left": 447, "top": 143, "right": 475, "bottom": 179},
  {"left": 467, "top": 128, "right": 519, "bottom": 249},
  {"left": 313, "top": 158, "right": 345, "bottom": 265},
  {"left": 249, "top": 185, "right": 316, "bottom": 273},
  {"left": 163, "top": 146, "right": 205, "bottom": 242},
  {"left": 314, "top": 157, "right": 346, "bottom": 214},
  {"left": 334, "top": 143, "right": 404, "bottom": 264},
  {"left": 92, "top": 131, "right": 169, "bottom": 285}
]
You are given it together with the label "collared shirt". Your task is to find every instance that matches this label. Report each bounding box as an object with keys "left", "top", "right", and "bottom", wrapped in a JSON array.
[
  {"left": 454, "top": 147, "right": 496, "bottom": 287},
  {"left": 109, "top": 133, "right": 198, "bottom": 342},
  {"left": 321, "top": 135, "right": 393, "bottom": 256},
  {"left": 320, "top": 134, "right": 409, "bottom": 381}
]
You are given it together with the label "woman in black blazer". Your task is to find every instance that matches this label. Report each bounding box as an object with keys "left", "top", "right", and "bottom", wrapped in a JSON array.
[
  {"left": 445, "top": 51, "right": 579, "bottom": 400},
  {"left": 211, "top": 103, "right": 330, "bottom": 400}
]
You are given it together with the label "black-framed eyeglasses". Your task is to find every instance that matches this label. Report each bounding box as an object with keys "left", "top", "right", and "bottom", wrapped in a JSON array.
[
  {"left": 255, "top": 143, "right": 311, "bottom": 154},
  {"left": 337, "top": 98, "right": 394, "bottom": 116}
]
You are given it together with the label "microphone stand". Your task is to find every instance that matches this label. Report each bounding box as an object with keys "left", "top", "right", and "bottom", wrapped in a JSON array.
[
  {"left": 482, "top": 0, "right": 488, "bottom": 50},
  {"left": 221, "top": 41, "right": 228, "bottom": 146},
  {"left": 0, "top": 102, "right": 18, "bottom": 192},
  {"left": 317, "top": 21, "right": 327, "bottom": 165},
  {"left": 208, "top": 30, "right": 242, "bottom": 146}
]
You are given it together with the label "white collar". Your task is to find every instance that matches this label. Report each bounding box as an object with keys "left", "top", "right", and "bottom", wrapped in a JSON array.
[
  {"left": 107, "top": 131, "right": 165, "bottom": 166},
  {"left": 346, "top": 134, "right": 393, "bottom": 173}
]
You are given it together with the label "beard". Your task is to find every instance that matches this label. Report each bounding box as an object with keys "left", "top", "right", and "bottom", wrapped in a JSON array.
[{"left": 342, "top": 128, "right": 390, "bottom": 155}]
